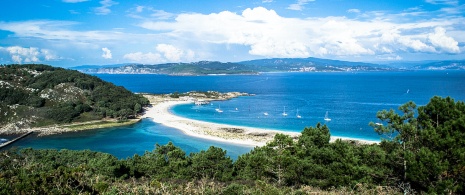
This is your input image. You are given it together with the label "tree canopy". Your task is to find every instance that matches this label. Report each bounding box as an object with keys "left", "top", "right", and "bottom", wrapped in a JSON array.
[{"left": 0, "top": 64, "right": 149, "bottom": 126}]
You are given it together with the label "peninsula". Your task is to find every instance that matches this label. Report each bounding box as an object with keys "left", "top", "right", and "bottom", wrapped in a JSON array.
[{"left": 0, "top": 64, "right": 150, "bottom": 136}]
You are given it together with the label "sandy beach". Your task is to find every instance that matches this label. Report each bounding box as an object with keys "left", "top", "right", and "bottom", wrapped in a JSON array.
[{"left": 143, "top": 98, "right": 380, "bottom": 147}]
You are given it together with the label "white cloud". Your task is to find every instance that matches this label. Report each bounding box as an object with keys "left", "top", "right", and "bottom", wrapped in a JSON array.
[
  {"left": 287, "top": 0, "right": 315, "bottom": 11},
  {"left": 398, "top": 37, "right": 436, "bottom": 52},
  {"left": 425, "top": 0, "right": 458, "bottom": 5},
  {"left": 101, "top": 47, "right": 112, "bottom": 59},
  {"left": 347, "top": 9, "right": 361, "bottom": 13},
  {"left": 94, "top": 0, "right": 118, "bottom": 15},
  {"left": 0, "top": 46, "right": 58, "bottom": 64},
  {"left": 124, "top": 44, "right": 195, "bottom": 63},
  {"left": 0, "top": 20, "right": 123, "bottom": 41},
  {"left": 123, "top": 52, "right": 162, "bottom": 64},
  {"left": 139, "top": 7, "right": 464, "bottom": 59},
  {"left": 62, "top": 0, "right": 88, "bottom": 3},
  {"left": 156, "top": 44, "right": 184, "bottom": 61},
  {"left": 428, "top": 27, "right": 460, "bottom": 53},
  {"left": 135, "top": 6, "right": 144, "bottom": 13},
  {"left": 127, "top": 6, "right": 174, "bottom": 20}
]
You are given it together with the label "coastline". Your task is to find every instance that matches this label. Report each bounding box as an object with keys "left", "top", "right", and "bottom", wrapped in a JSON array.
[
  {"left": 143, "top": 96, "right": 380, "bottom": 147},
  {"left": 0, "top": 118, "right": 141, "bottom": 137}
]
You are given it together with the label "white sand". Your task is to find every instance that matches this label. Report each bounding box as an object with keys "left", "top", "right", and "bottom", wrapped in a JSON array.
[{"left": 143, "top": 100, "right": 379, "bottom": 147}]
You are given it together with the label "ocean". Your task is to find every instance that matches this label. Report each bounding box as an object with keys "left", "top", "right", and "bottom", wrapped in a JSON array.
[{"left": 3, "top": 71, "right": 465, "bottom": 159}]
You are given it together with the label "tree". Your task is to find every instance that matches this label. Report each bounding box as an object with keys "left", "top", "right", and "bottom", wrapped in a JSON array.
[
  {"left": 190, "top": 146, "right": 233, "bottom": 181},
  {"left": 369, "top": 101, "right": 417, "bottom": 186},
  {"left": 371, "top": 96, "right": 465, "bottom": 194}
]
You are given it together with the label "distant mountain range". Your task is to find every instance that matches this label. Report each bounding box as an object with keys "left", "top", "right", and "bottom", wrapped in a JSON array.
[{"left": 72, "top": 58, "right": 465, "bottom": 75}]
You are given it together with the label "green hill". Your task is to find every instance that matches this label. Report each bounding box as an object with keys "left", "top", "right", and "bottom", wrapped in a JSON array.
[{"left": 0, "top": 64, "right": 149, "bottom": 132}]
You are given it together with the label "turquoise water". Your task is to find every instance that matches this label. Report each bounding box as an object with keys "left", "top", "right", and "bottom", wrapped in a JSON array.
[
  {"left": 3, "top": 71, "right": 465, "bottom": 158},
  {"left": 5, "top": 119, "right": 253, "bottom": 159}
]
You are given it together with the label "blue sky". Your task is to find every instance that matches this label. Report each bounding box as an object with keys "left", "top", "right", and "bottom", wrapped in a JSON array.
[{"left": 0, "top": 0, "right": 464, "bottom": 67}]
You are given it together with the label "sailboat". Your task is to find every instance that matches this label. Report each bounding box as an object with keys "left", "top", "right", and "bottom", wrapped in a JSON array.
[
  {"left": 324, "top": 111, "right": 331, "bottom": 121},
  {"left": 296, "top": 109, "right": 302, "bottom": 118},
  {"left": 216, "top": 105, "right": 223, "bottom": 113},
  {"left": 282, "top": 106, "right": 288, "bottom": 116}
]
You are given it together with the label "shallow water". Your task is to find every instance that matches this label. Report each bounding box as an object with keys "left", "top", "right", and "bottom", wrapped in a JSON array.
[{"left": 5, "top": 119, "right": 253, "bottom": 159}]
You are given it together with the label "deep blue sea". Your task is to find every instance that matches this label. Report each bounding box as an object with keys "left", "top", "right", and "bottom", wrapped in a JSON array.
[{"left": 3, "top": 71, "right": 465, "bottom": 159}]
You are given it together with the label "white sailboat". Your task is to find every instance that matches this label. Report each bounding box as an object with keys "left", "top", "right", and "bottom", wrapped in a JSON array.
[
  {"left": 324, "top": 111, "right": 331, "bottom": 121},
  {"left": 282, "top": 106, "right": 288, "bottom": 116},
  {"left": 296, "top": 109, "right": 302, "bottom": 118},
  {"left": 216, "top": 105, "right": 223, "bottom": 113}
]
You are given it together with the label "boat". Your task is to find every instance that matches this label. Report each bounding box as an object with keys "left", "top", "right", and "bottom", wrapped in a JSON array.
[
  {"left": 263, "top": 112, "right": 269, "bottom": 116},
  {"left": 296, "top": 109, "right": 302, "bottom": 118},
  {"left": 282, "top": 106, "right": 288, "bottom": 116},
  {"left": 0, "top": 138, "right": 8, "bottom": 143},
  {"left": 324, "top": 111, "right": 331, "bottom": 121},
  {"left": 375, "top": 122, "right": 383, "bottom": 126},
  {"left": 216, "top": 105, "right": 223, "bottom": 113},
  {"left": 235, "top": 108, "right": 238, "bottom": 111},
  {"left": 194, "top": 100, "right": 210, "bottom": 105}
]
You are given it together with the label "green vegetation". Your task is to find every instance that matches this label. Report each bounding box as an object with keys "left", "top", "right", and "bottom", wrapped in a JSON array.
[
  {"left": 1, "top": 96, "right": 463, "bottom": 194},
  {"left": 0, "top": 64, "right": 149, "bottom": 128}
]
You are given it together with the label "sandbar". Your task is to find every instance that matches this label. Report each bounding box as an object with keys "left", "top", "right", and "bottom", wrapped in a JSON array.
[{"left": 143, "top": 99, "right": 380, "bottom": 147}]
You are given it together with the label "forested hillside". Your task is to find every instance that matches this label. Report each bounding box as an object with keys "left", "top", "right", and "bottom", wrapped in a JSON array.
[
  {"left": 0, "top": 64, "right": 149, "bottom": 131},
  {"left": 1, "top": 96, "right": 463, "bottom": 194}
]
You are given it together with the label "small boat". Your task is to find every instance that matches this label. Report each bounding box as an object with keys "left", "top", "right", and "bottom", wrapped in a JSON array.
[
  {"left": 235, "top": 108, "right": 238, "bottom": 111},
  {"left": 296, "top": 109, "right": 302, "bottom": 118},
  {"left": 263, "top": 112, "right": 269, "bottom": 116},
  {"left": 375, "top": 122, "right": 383, "bottom": 126},
  {"left": 216, "top": 105, "right": 223, "bottom": 113},
  {"left": 282, "top": 106, "right": 288, "bottom": 116},
  {"left": 0, "top": 138, "right": 8, "bottom": 143},
  {"left": 324, "top": 111, "right": 331, "bottom": 121}
]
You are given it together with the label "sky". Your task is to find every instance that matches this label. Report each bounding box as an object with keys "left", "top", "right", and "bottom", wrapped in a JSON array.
[{"left": 0, "top": 0, "right": 464, "bottom": 67}]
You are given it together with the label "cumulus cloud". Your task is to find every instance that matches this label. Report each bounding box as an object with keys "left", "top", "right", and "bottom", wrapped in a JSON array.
[
  {"left": 139, "top": 7, "right": 464, "bottom": 59},
  {"left": 155, "top": 44, "right": 184, "bottom": 61},
  {"left": 94, "top": 0, "right": 118, "bottom": 15},
  {"left": 140, "top": 7, "right": 375, "bottom": 58},
  {"left": 101, "top": 47, "right": 112, "bottom": 59},
  {"left": 287, "top": 0, "right": 315, "bottom": 11},
  {"left": 428, "top": 27, "right": 460, "bottom": 53},
  {"left": 124, "top": 44, "right": 195, "bottom": 63},
  {"left": 0, "top": 46, "right": 58, "bottom": 64}
]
